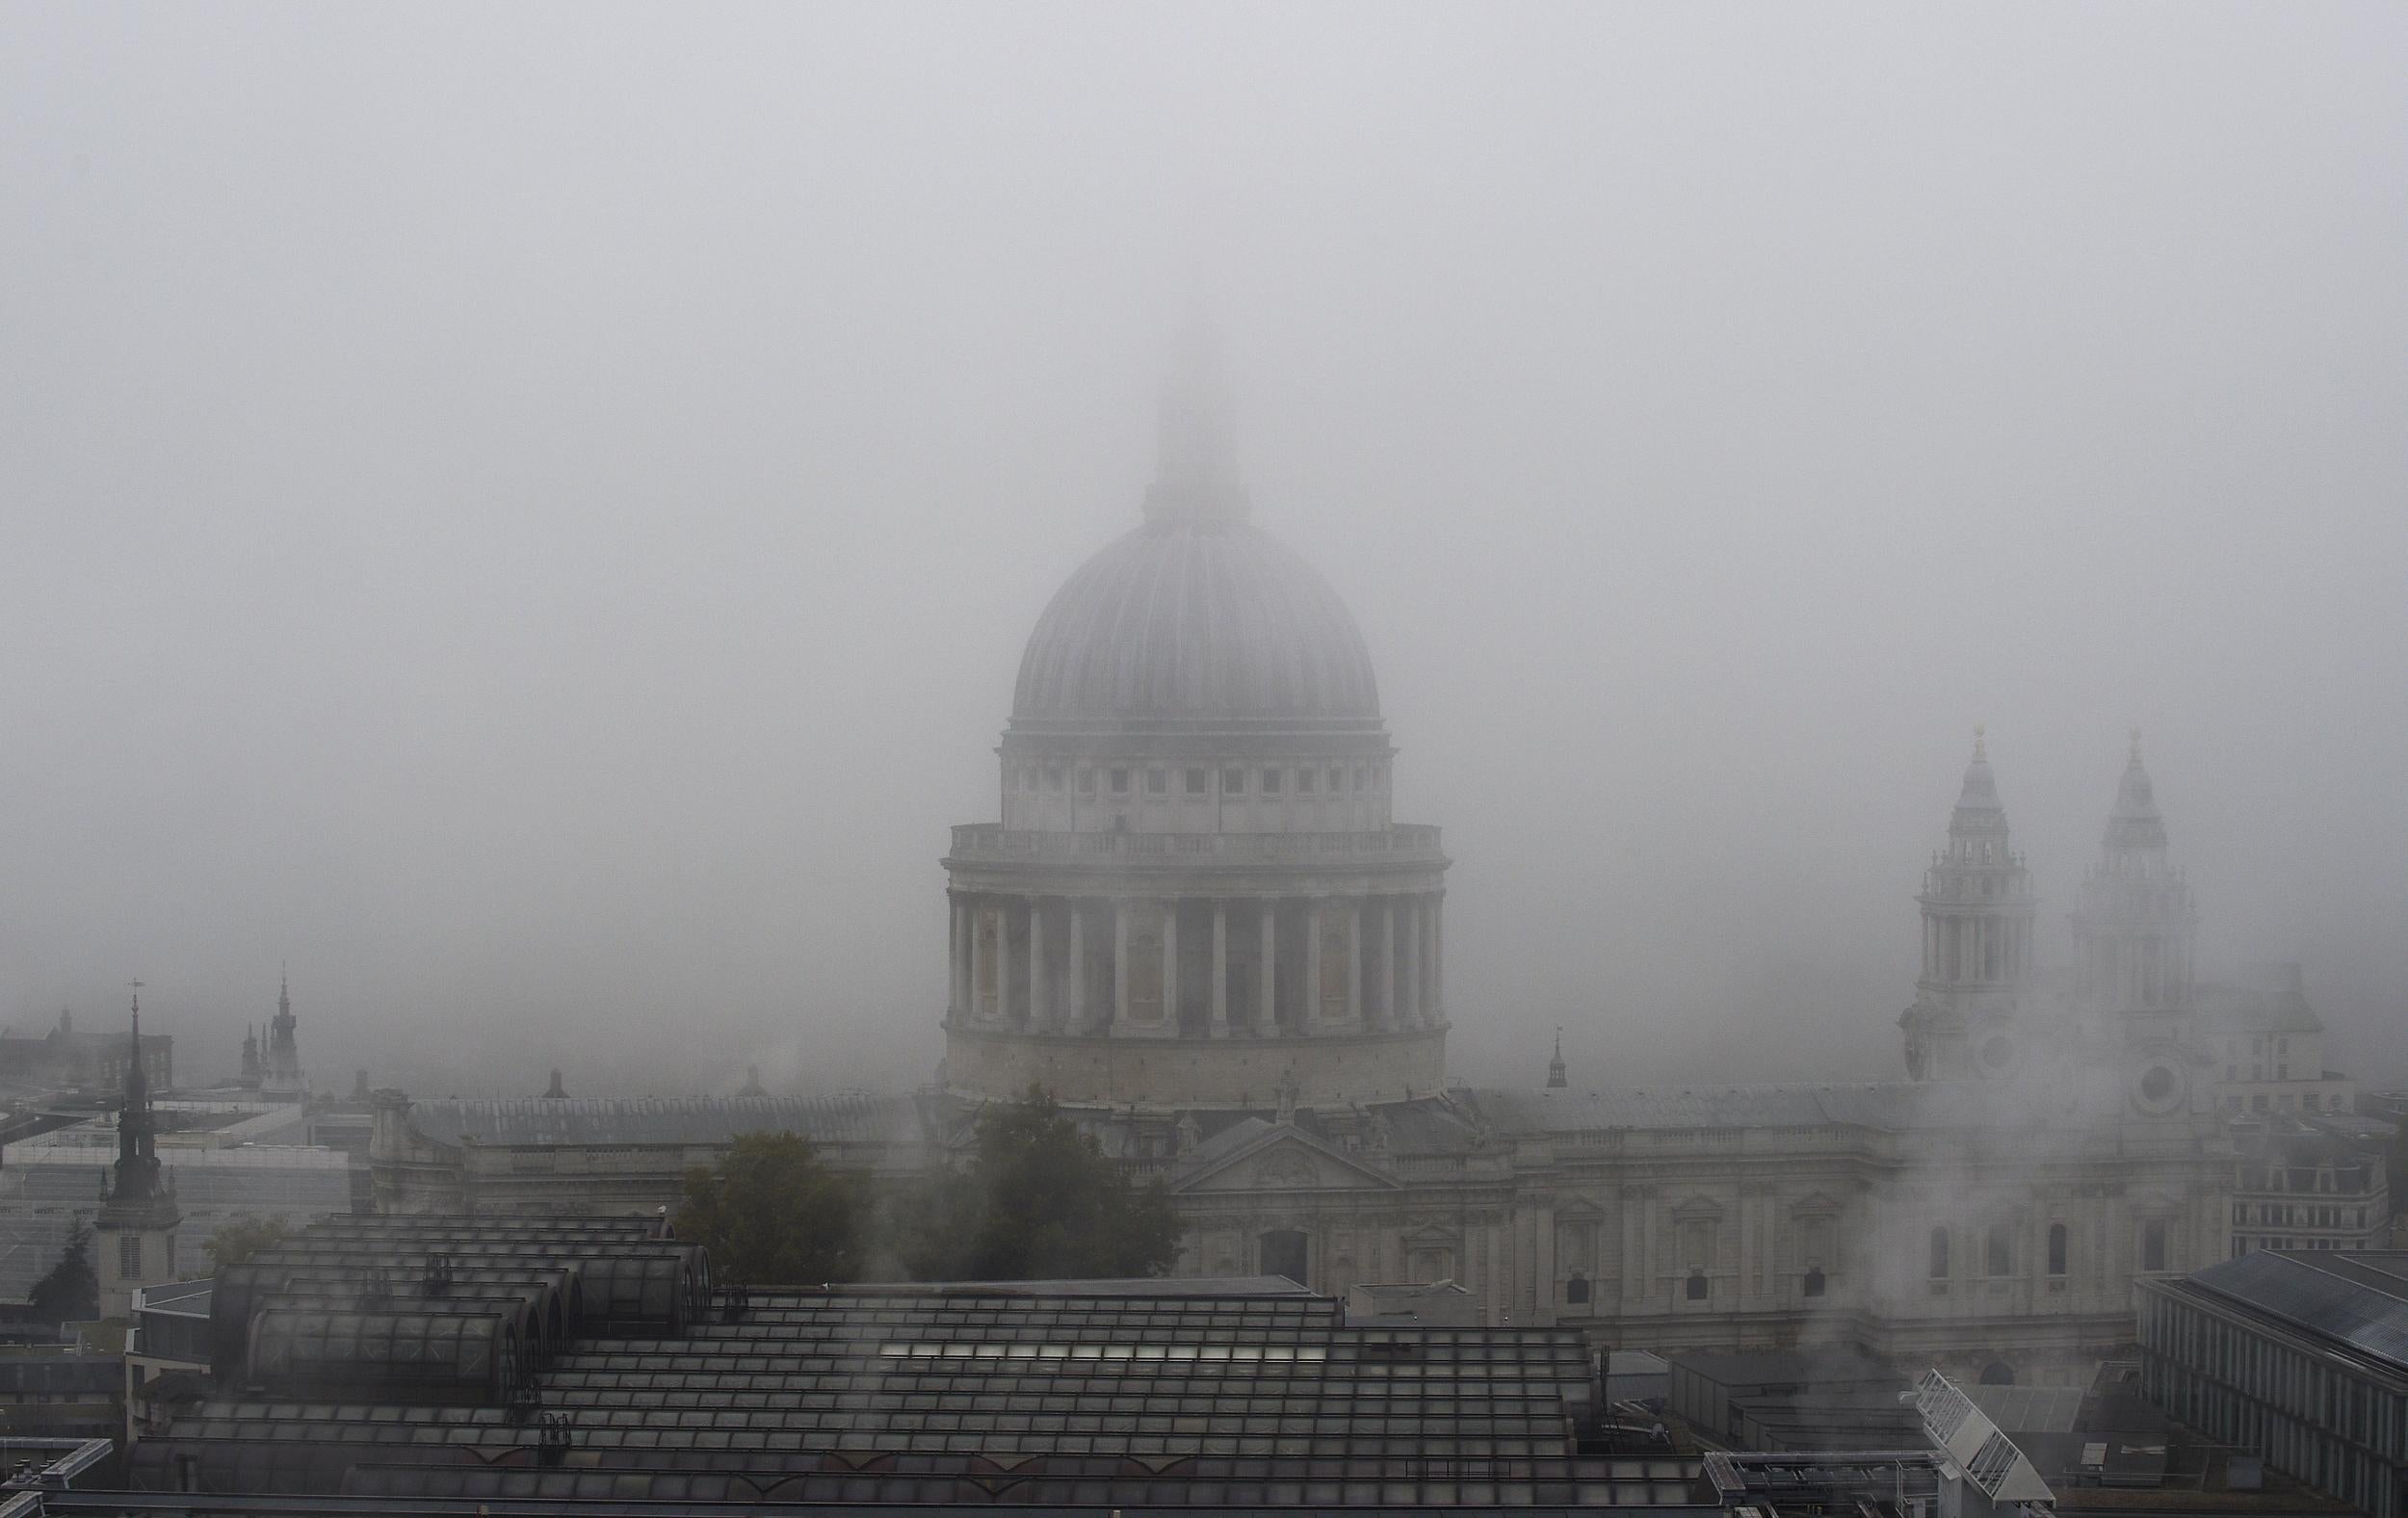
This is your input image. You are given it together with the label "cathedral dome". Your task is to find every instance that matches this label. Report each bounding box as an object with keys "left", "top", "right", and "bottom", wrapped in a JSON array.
[
  {"left": 1010, "top": 518, "right": 1380, "bottom": 727},
  {"left": 1008, "top": 327, "right": 1380, "bottom": 731}
]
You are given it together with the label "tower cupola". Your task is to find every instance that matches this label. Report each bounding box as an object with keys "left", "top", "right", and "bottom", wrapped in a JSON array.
[
  {"left": 1899, "top": 727, "right": 2038, "bottom": 1081},
  {"left": 2072, "top": 733, "right": 2198, "bottom": 1026}
]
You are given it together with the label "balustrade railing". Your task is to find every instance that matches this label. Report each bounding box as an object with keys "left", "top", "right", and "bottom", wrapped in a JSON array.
[{"left": 948, "top": 824, "right": 1444, "bottom": 864}]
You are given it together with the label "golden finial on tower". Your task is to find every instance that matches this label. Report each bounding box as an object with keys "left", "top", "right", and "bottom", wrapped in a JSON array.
[{"left": 1973, "top": 722, "right": 1987, "bottom": 761}]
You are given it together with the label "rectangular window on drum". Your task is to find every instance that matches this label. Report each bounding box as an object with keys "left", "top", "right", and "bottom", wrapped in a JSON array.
[
  {"left": 1262, "top": 768, "right": 1282, "bottom": 795},
  {"left": 1186, "top": 768, "right": 1207, "bottom": 795},
  {"left": 1222, "top": 767, "right": 1244, "bottom": 794}
]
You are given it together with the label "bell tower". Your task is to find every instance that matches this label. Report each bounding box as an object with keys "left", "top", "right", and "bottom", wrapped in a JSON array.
[
  {"left": 2071, "top": 734, "right": 2204, "bottom": 1114},
  {"left": 1899, "top": 728, "right": 2037, "bottom": 1080}
]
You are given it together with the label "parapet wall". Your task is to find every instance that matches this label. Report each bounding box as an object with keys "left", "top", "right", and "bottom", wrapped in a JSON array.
[{"left": 942, "top": 1022, "right": 1447, "bottom": 1110}]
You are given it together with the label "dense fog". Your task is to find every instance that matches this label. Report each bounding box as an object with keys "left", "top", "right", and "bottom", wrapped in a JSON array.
[{"left": 4, "top": 6, "right": 2403, "bottom": 1101}]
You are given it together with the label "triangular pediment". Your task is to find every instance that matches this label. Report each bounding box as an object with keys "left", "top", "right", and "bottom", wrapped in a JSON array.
[{"left": 1171, "top": 1122, "right": 1400, "bottom": 1194}]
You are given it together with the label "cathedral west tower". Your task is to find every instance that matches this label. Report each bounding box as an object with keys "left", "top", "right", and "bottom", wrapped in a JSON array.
[
  {"left": 1900, "top": 727, "right": 2037, "bottom": 1081},
  {"left": 940, "top": 338, "right": 1449, "bottom": 1109},
  {"left": 2072, "top": 734, "right": 2208, "bottom": 1115}
]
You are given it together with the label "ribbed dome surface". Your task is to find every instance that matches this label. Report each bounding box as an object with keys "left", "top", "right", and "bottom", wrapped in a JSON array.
[{"left": 1011, "top": 520, "right": 1380, "bottom": 725}]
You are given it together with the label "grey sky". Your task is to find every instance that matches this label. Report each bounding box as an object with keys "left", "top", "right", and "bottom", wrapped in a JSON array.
[{"left": 5, "top": 5, "right": 2404, "bottom": 1097}]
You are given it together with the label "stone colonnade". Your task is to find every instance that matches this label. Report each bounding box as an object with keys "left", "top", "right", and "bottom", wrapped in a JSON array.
[
  {"left": 1923, "top": 912, "right": 2032, "bottom": 983},
  {"left": 949, "top": 892, "right": 1443, "bottom": 1038}
]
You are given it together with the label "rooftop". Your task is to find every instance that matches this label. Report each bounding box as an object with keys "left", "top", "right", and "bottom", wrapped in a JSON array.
[
  {"left": 128, "top": 1215, "right": 1649, "bottom": 1507},
  {"left": 2175, "top": 1248, "right": 2408, "bottom": 1374},
  {"left": 400, "top": 1092, "right": 926, "bottom": 1148}
]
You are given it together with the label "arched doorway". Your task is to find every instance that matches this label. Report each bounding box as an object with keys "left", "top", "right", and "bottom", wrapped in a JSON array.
[
  {"left": 1260, "top": 1229, "right": 1308, "bottom": 1287},
  {"left": 1979, "top": 1361, "right": 2015, "bottom": 1386}
]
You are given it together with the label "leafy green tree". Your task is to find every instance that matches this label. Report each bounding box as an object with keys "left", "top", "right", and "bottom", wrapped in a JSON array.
[
  {"left": 29, "top": 1218, "right": 98, "bottom": 1323},
  {"left": 896, "top": 1087, "right": 1181, "bottom": 1282},
  {"left": 677, "top": 1131, "right": 862, "bottom": 1286},
  {"left": 204, "top": 1215, "right": 289, "bottom": 1270}
]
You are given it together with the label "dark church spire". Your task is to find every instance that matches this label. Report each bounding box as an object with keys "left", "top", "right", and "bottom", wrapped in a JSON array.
[
  {"left": 1547, "top": 1028, "right": 1568, "bottom": 1088},
  {"left": 112, "top": 986, "right": 165, "bottom": 1204},
  {"left": 265, "top": 963, "right": 302, "bottom": 1091}
]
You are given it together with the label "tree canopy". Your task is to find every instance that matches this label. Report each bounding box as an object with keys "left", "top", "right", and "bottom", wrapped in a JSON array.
[
  {"left": 896, "top": 1088, "right": 1181, "bottom": 1282},
  {"left": 676, "top": 1131, "right": 862, "bottom": 1286},
  {"left": 29, "top": 1219, "right": 98, "bottom": 1323},
  {"left": 204, "top": 1216, "right": 290, "bottom": 1271}
]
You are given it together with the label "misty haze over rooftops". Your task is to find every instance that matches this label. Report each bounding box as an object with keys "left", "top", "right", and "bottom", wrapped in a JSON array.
[{"left": 2, "top": 6, "right": 2402, "bottom": 1096}]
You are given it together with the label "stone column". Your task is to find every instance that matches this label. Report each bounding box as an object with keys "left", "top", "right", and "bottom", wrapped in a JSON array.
[
  {"left": 1536, "top": 1197, "right": 1557, "bottom": 1312},
  {"left": 996, "top": 898, "right": 1014, "bottom": 1025},
  {"left": 949, "top": 896, "right": 967, "bottom": 1018},
  {"left": 1112, "top": 900, "right": 1131, "bottom": 1033},
  {"left": 1739, "top": 1191, "right": 1755, "bottom": 1304},
  {"left": 1377, "top": 899, "right": 1397, "bottom": 1031},
  {"left": 969, "top": 896, "right": 988, "bottom": 1021},
  {"left": 1420, "top": 896, "right": 1439, "bottom": 1023},
  {"left": 1211, "top": 902, "right": 1229, "bottom": 1036},
  {"left": 1431, "top": 893, "right": 1445, "bottom": 1020},
  {"left": 1402, "top": 895, "right": 1423, "bottom": 1028},
  {"left": 1259, "top": 904, "right": 1278, "bottom": 1035},
  {"left": 1067, "top": 902, "right": 1086, "bottom": 1033},
  {"left": 1027, "top": 900, "right": 1046, "bottom": 1032},
  {"left": 1344, "top": 900, "right": 1363, "bottom": 1026},
  {"left": 1304, "top": 900, "right": 1323, "bottom": 1028},
  {"left": 1161, "top": 900, "right": 1179, "bottom": 1030}
]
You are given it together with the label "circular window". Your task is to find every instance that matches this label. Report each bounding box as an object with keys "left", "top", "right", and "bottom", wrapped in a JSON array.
[
  {"left": 1979, "top": 1034, "right": 2016, "bottom": 1071},
  {"left": 2139, "top": 1066, "right": 2174, "bottom": 1103}
]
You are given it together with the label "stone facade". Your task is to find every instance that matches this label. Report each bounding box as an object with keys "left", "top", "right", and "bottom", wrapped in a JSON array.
[{"left": 1156, "top": 1084, "right": 2229, "bottom": 1380}]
